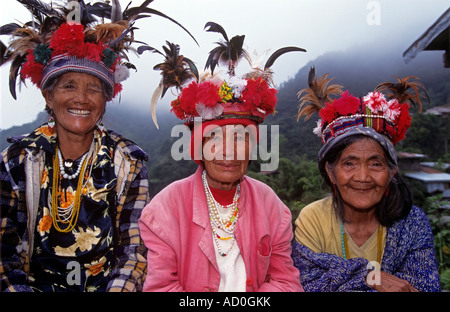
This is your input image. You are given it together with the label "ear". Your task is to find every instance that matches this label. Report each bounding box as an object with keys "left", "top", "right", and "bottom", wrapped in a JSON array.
[
  {"left": 391, "top": 166, "right": 398, "bottom": 178},
  {"left": 42, "top": 89, "right": 54, "bottom": 110},
  {"left": 325, "top": 161, "right": 337, "bottom": 184}
]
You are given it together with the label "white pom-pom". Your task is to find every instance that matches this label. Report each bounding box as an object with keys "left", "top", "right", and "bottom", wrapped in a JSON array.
[
  {"left": 196, "top": 103, "right": 224, "bottom": 120},
  {"left": 227, "top": 76, "right": 247, "bottom": 98},
  {"left": 114, "top": 64, "right": 130, "bottom": 83},
  {"left": 313, "top": 119, "right": 323, "bottom": 137}
]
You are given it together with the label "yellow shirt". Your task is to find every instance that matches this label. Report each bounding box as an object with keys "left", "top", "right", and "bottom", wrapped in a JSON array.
[{"left": 294, "top": 197, "right": 386, "bottom": 262}]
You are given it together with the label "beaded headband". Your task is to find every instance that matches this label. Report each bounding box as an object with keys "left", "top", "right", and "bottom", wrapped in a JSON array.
[
  {"left": 297, "top": 67, "right": 429, "bottom": 146},
  {"left": 317, "top": 90, "right": 411, "bottom": 146}
]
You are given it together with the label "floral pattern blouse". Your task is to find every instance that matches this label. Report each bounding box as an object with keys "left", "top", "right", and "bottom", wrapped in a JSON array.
[{"left": 27, "top": 125, "right": 116, "bottom": 291}]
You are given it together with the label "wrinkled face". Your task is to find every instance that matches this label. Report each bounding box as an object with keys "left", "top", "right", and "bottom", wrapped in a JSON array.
[
  {"left": 202, "top": 125, "right": 254, "bottom": 190},
  {"left": 326, "top": 138, "right": 396, "bottom": 212},
  {"left": 43, "top": 72, "right": 106, "bottom": 138}
]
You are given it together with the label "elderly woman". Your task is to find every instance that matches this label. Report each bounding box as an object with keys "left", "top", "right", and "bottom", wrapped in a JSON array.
[
  {"left": 0, "top": 1, "right": 192, "bottom": 292},
  {"left": 292, "top": 68, "right": 441, "bottom": 292},
  {"left": 138, "top": 23, "right": 305, "bottom": 292}
]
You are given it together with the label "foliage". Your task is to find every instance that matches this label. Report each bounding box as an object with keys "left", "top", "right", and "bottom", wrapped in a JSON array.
[
  {"left": 421, "top": 195, "right": 450, "bottom": 290},
  {"left": 247, "top": 156, "right": 328, "bottom": 224}
]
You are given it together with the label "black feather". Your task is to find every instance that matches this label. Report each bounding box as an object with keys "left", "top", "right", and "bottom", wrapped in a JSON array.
[
  {"left": 308, "top": 66, "right": 316, "bottom": 88},
  {"left": 0, "top": 40, "right": 8, "bottom": 65},
  {"left": 127, "top": 7, "right": 198, "bottom": 46},
  {"left": 204, "top": 22, "right": 229, "bottom": 42},
  {"left": 137, "top": 44, "right": 162, "bottom": 56},
  {"left": 17, "top": 0, "right": 56, "bottom": 24},
  {"left": 204, "top": 22, "right": 249, "bottom": 76},
  {"left": 264, "top": 46, "right": 306, "bottom": 70},
  {"left": 229, "top": 35, "right": 246, "bottom": 62},
  {"left": 9, "top": 55, "right": 26, "bottom": 100},
  {"left": 0, "top": 23, "right": 22, "bottom": 36}
]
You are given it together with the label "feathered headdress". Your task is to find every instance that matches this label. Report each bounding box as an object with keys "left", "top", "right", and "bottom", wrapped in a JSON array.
[
  {"left": 0, "top": 0, "right": 197, "bottom": 100},
  {"left": 150, "top": 21, "right": 306, "bottom": 128},
  {"left": 297, "top": 67, "right": 429, "bottom": 146},
  {"left": 139, "top": 40, "right": 199, "bottom": 128}
]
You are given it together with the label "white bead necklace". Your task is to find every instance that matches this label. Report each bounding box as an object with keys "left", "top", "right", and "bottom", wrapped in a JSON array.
[
  {"left": 49, "top": 142, "right": 95, "bottom": 223},
  {"left": 202, "top": 170, "right": 240, "bottom": 256},
  {"left": 57, "top": 149, "right": 88, "bottom": 180}
]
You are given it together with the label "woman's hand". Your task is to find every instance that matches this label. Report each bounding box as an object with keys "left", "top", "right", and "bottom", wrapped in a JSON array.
[{"left": 369, "top": 271, "right": 418, "bottom": 292}]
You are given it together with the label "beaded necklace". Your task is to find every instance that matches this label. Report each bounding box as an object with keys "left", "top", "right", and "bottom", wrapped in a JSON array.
[
  {"left": 57, "top": 149, "right": 88, "bottom": 180},
  {"left": 50, "top": 143, "right": 94, "bottom": 233},
  {"left": 202, "top": 170, "right": 240, "bottom": 256},
  {"left": 340, "top": 220, "right": 383, "bottom": 264}
]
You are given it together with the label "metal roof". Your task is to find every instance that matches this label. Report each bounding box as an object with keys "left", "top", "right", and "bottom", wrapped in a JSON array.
[
  {"left": 403, "top": 7, "right": 450, "bottom": 67},
  {"left": 404, "top": 171, "right": 450, "bottom": 182}
]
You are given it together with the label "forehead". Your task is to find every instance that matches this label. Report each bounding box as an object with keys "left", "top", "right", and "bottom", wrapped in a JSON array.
[
  {"left": 203, "top": 125, "right": 253, "bottom": 139},
  {"left": 340, "top": 138, "right": 385, "bottom": 158},
  {"left": 56, "top": 72, "right": 102, "bottom": 85}
]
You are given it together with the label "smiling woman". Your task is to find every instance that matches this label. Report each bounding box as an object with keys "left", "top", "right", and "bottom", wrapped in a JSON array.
[
  {"left": 138, "top": 22, "right": 305, "bottom": 292},
  {"left": 0, "top": 0, "right": 196, "bottom": 292},
  {"left": 292, "top": 68, "right": 441, "bottom": 292},
  {"left": 42, "top": 72, "right": 107, "bottom": 160}
]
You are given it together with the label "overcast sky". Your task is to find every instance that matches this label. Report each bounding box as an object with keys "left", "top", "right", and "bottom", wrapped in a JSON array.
[{"left": 1, "top": 0, "right": 449, "bottom": 130}]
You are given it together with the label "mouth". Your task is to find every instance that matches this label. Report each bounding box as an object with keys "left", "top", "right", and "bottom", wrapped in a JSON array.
[
  {"left": 215, "top": 162, "right": 240, "bottom": 170},
  {"left": 351, "top": 187, "right": 374, "bottom": 193},
  {"left": 67, "top": 109, "right": 91, "bottom": 117}
]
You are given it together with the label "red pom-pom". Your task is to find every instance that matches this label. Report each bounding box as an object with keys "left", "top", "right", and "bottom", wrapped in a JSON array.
[
  {"left": 179, "top": 81, "right": 199, "bottom": 116},
  {"left": 196, "top": 81, "right": 221, "bottom": 107},
  {"left": 21, "top": 51, "right": 44, "bottom": 86},
  {"left": 319, "top": 103, "right": 337, "bottom": 124},
  {"left": 84, "top": 42, "right": 104, "bottom": 62},
  {"left": 113, "top": 83, "right": 123, "bottom": 98},
  {"left": 392, "top": 103, "right": 411, "bottom": 144},
  {"left": 170, "top": 99, "right": 186, "bottom": 119},
  {"left": 319, "top": 90, "right": 360, "bottom": 124},
  {"left": 241, "top": 78, "right": 277, "bottom": 114},
  {"left": 333, "top": 90, "right": 360, "bottom": 116},
  {"left": 50, "top": 23, "right": 85, "bottom": 57}
]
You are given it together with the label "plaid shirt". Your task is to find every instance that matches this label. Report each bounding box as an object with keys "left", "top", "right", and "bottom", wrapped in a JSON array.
[{"left": 0, "top": 125, "right": 149, "bottom": 292}]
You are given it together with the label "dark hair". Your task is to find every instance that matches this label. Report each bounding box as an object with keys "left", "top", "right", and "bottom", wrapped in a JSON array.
[{"left": 319, "top": 134, "right": 412, "bottom": 227}]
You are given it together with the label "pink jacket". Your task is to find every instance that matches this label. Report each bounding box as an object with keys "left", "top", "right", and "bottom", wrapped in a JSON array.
[{"left": 139, "top": 167, "right": 303, "bottom": 292}]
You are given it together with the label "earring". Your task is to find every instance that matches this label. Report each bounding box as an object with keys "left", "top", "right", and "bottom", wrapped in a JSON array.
[
  {"left": 384, "top": 187, "right": 390, "bottom": 197},
  {"left": 333, "top": 184, "right": 338, "bottom": 197},
  {"left": 97, "top": 118, "right": 106, "bottom": 134},
  {"left": 48, "top": 111, "right": 55, "bottom": 132}
]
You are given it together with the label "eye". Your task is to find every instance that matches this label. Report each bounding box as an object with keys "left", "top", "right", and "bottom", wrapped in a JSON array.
[
  {"left": 369, "top": 161, "right": 386, "bottom": 170},
  {"left": 344, "top": 161, "right": 355, "bottom": 168},
  {"left": 87, "top": 85, "right": 102, "bottom": 94}
]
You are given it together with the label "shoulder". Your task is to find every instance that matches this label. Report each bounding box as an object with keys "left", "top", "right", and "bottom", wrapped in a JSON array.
[
  {"left": 394, "top": 205, "right": 431, "bottom": 230},
  {"left": 298, "top": 197, "right": 334, "bottom": 221},
  {"left": 156, "top": 173, "right": 196, "bottom": 198},
  {"left": 1, "top": 133, "right": 37, "bottom": 167},
  {"left": 140, "top": 172, "right": 196, "bottom": 223},
  {"left": 404, "top": 205, "right": 433, "bottom": 234},
  {"left": 108, "top": 130, "right": 148, "bottom": 162},
  {"left": 240, "top": 175, "right": 293, "bottom": 222},
  {"left": 241, "top": 175, "right": 279, "bottom": 197},
  {"left": 387, "top": 205, "right": 435, "bottom": 247}
]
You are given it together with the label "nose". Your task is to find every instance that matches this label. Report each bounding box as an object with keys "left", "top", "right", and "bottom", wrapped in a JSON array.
[
  {"left": 353, "top": 164, "right": 371, "bottom": 182},
  {"left": 222, "top": 136, "right": 236, "bottom": 160},
  {"left": 73, "top": 88, "right": 89, "bottom": 104}
]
